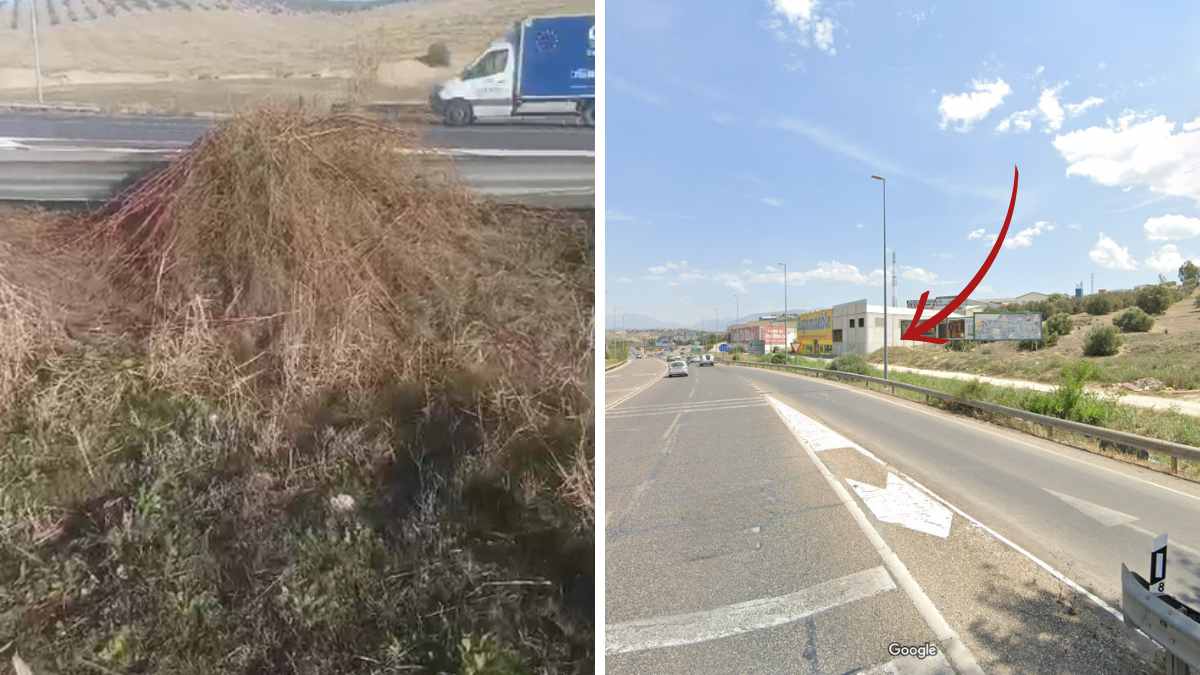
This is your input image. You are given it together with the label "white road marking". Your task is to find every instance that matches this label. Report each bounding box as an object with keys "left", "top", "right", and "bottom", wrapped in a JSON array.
[
  {"left": 605, "top": 372, "right": 665, "bottom": 410},
  {"left": 895, "top": 470, "right": 1124, "bottom": 623},
  {"left": 1125, "top": 523, "right": 1200, "bottom": 560},
  {"left": 846, "top": 474, "right": 953, "bottom": 539},
  {"left": 1044, "top": 489, "right": 1140, "bottom": 527},
  {"left": 605, "top": 566, "right": 896, "bottom": 655},
  {"left": 660, "top": 413, "right": 682, "bottom": 442},
  {"left": 607, "top": 402, "right": 769, "bottom": 419},
  {"left": 615, "top": 396, "right": 764, "bottom": 413},
  {"left": 767, "top": 392, "right": 884, "bottom": 464},
  {"left": 858, "top": 652, "right": 955, "bottom": 674},
  {"left": 766, "top": 396, "right": 984, "bottom": 675},
  {"left": 688, "top": 381, "right": 697, "bottom": 399},
  {"left": 746, "top": 365, "right": 1200, "bottom": 504}
]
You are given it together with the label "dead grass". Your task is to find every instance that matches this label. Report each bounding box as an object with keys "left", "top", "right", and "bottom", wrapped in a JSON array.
[{"left": 0, "top": 109, "right": 594, "bottom": 673}]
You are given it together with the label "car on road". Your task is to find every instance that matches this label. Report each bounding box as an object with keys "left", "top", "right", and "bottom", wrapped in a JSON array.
[
  {"left": 687, "top": 356, "right": 700, "bottom": 364},
  {"left": 699, "top": 354, "right": 714, "bottom": 366},
  {"left": 667, "top": 360, "right": 688, "bottom": 377}
]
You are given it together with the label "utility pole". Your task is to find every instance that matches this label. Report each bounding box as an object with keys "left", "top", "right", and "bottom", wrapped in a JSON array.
[
  {"left": 1091, "top": 272, "right": 1095, "bottom": 294},
  {"left": 30, "top": 0, "right": 44, "bottom": 104},
  {"left": 734, "top": 294, "right": 740, "bottom": 325},
  {"left": 871, "top": 175, "right": 888, "bottom": 381}
]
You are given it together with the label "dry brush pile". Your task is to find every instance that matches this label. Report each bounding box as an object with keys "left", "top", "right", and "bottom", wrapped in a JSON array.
[{"left": 0, "top": 110, "right": 594, "bottom": 673}]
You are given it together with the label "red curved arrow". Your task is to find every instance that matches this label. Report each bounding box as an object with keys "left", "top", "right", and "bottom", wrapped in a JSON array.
[{"left": 901, "top": 166, "right": 1019, "bottom": 344}]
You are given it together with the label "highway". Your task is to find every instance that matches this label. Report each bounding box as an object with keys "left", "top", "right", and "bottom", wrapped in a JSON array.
[
  {"left": 0, "top": 112, "right": 594, "bottom": 208},
  {"left": 0, "top": 112, "right": 595, "bottom": 151},
  {"left": 605, "top": 356, "right": 1178, "bottom": 673}
]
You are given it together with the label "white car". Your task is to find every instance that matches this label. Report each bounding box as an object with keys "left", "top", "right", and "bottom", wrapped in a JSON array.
[
  {"left": 699, "top": 354, "right": 714, "bottom": 367},
  {"left": 667, "top": 360, "right": 689, "bottom": 377}
]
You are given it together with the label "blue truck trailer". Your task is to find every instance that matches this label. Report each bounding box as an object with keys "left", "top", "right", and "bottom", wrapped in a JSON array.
[{"left": 430, "top": 14, "right": 596, "bottom": 126}]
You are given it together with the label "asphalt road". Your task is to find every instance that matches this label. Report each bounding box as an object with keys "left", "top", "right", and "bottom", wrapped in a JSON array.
[
  {"left": 0, "top": 112, "right": 594, "bottom": 151},
  {"left": 605, "top": 357, "right": 1167, "bottom": 674}
]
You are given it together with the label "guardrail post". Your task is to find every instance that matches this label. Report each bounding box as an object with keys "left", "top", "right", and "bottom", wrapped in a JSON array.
[{"left": 1173, "top": 456, "right": 1180, "bottom": 476}]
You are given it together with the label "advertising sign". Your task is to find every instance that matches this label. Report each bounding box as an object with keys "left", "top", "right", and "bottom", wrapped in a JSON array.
[
  {"left": 793, "top": 309, "right": 834, "bottom": 354},
  {"left": 519, "top": 16, "right": 596, "bottom": 98},
  {"left": 973, "top": 313, "right": 1043, "bottom": 341}
]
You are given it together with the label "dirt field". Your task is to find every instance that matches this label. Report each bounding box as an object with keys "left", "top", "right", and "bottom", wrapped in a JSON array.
[
  {"left": 880, "top": 288, "right": 1200, "bottom": 394},
  {"left": 0, "top": 0, "right": 591, "bottom": 112}
]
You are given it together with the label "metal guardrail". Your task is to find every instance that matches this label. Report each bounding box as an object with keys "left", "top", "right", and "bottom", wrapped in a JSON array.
[
  {"left": 722, "top": 358, "right": 1200, "bottom": 466},
  {"left": 1123, "top": 564, "right": 1200, "bottom": 672}
]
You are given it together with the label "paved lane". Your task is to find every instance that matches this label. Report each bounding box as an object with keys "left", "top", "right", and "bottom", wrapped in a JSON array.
[{"left": 605, "top": 362, "right": 956, "bottom": 674}]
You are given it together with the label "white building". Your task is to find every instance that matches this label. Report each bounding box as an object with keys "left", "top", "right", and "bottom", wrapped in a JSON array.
[{"left": 831, "top": 299, "right": 970, "bottom": 356}]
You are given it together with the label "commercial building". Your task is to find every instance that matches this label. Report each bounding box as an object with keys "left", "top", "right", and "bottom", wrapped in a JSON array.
[
  {"left": 729, "top": 320, "right": 790, "bottom": 354},
  {"left": 830, "top": 299, "right": 969, "bottom": 356}
]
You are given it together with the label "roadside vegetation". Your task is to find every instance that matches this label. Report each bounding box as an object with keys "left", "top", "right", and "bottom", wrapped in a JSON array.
[
  {"left": 876, "top": 277, "right": 1200, "bottom": 391},
  {"left": 738, "top": 351, "right": 1200, "bottom": 480},
  {"left": 0, "top": 111, "right": 594, "bottom": 673}
]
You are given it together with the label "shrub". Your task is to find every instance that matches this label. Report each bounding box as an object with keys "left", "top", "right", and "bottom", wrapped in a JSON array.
[
  {"left": 1083, "top": 294, "right": 1113, "bottom": 315},
  {"left": 1045, "top": 313, "right": 1073, "bottom": 338},
  {"left": 829, "top": 354, "right": 872, "bottom": 375},
  {"left": 1136, "top": 284, "right": 1173, "bottom": 315},
  {"left": 1083, "top": 325, "right": 1122, "bottom": 356},
  {"left": 1017, "top": 339, "right": 1043, "bottom": 351},
  {"left": 1113, "top": 307, "right": 1154, "bottom": 333},
  {"left": 769, "top": 351, "right": 787, "bottom": 364},
  {"left": 422, "top": 41, "right": 452, "bottom": 67},
  {"left": 944, "top": 340, "right": 975, "bottom": 352}
]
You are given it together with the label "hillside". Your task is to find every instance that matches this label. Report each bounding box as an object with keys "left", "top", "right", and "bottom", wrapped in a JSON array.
[
  {"left": 878, "top": 288, "right": 1200, "bottom": 396},
  {"left": 0, "top": 0, "right": 592, "bottom": 112}
]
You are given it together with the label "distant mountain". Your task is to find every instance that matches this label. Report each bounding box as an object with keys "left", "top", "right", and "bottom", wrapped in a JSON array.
[{"left": 607, "top": 314, "right": 682, "bottom": 330}]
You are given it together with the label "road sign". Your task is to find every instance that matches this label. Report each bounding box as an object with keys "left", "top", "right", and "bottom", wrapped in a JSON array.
[
  {"left": 1152, "top": 533, "right": 1169, "bottom": 595},
  {"left": 972, "top": 313, "right": 1043, "bottom": 341}
]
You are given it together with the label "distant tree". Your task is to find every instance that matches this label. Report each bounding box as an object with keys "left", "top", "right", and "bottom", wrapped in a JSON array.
[
  {"left": 1083, "top": 325, "right": 1122, "bottom": 356},
  {"left": 1083, "top": 294, "right": 1113, "bottom": 315},
  {"left": 1113, "top": 307, "right": 1154, "bottom": 333},
  {"left": 1045, "top": 313, "right": 1073, "bottom": 338},
  {"left": 1180, "top": 260, "right": 1199, "bottom": 287},
  {"left": 1136, "top": 284, "right": 1173, "bottom": 315}
]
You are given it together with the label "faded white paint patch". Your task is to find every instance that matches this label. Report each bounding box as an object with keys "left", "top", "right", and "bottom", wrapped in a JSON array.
[{"left": 605, "top": 566, "right": 896, "bottom": 655}]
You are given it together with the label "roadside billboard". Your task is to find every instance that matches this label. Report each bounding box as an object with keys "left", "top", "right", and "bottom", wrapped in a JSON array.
[
  {"left": 793, "top": 309, "right": 834, "bottom": 354},
  {"left": 973, "top": 313, "right": 1043, "bottom": 341}
]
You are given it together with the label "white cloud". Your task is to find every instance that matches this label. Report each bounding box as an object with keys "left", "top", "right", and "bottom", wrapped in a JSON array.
[
  {"left": 1034, "top": 65, "right": 1045, "bottom": 76},
  {"left": 996, "top": 85, "right": 1103, "bottom": 134},
  {"left": 678, "top": 271, "right": 706, "bottom": 281},
  {"left": 1005, "top": 220, "right": 1055, "bottom": 249},
  {"left": 767, "top": 0, "right": 838, "bottom": 55},
  {"left": 761, "top": 196, "right": 784, "bottom": 207},
  {"left": 1089, "top": 234, "right": 1139, "bottom": 271},
  {"left": 615, "top": 276, "right": 633, "bottom": 284},
  {"left": 934, "top": 252, "right": 955, "bottom": 260},
  {"left": 995, "top": 109, "right": 1035, "bottom": 133},
  {"left": 1067, "top": 223, "right": 1083, "bottom": 230},
  {"left": 741, "top": 258, "right": 754, "bottom": 266},
  {"left": 1037, "top": 85, "right": 1066, "bottom": 132},
  {"left": 647, "top": 260, "right": 690, "bottom": 274},
  {"left": 938, "top": 79, "right": 1012, "bottom": 132},
  {"left": 967, "top": 228, "right": 987, "bottom": 240},
  {"left": 1065, "top": 96, "right": 1104, "bottom": 117},
  {"left": 1144, "top": 244, "right": 1198, "bottom": 275},
  {"left": 1053, "top": 112, "right": 1200, "bottom": 204},
  {"left": 715, "top": 272, "right": 749, "bottom": 294},
  {"left": 901, "top": 266, "right": 939, "bottom": 283},
  {"left": 1143, "top": 214, "right": 1200, "bottom": 241},
  {"left": 710, "top": 112, "right": 736, "bottom": 125},
  {"left": 855, "top": 223, "right": 864, "bottom": 229},
  {"left": 1184, "top": 117, "right": 1200, "bottom": 132}
]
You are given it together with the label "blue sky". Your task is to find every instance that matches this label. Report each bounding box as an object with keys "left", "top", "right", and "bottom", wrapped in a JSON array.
[{"left": 604, "top": 0, "right": 1200, "bottom": 328}]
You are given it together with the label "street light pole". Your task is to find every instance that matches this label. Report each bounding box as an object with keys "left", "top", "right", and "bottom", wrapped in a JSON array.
[
  {"left": 30, "top": 0, "right": 44, "bottom": 104},
  {"left": 871, "top": 175, "right": 888, "bottom": 380}
]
